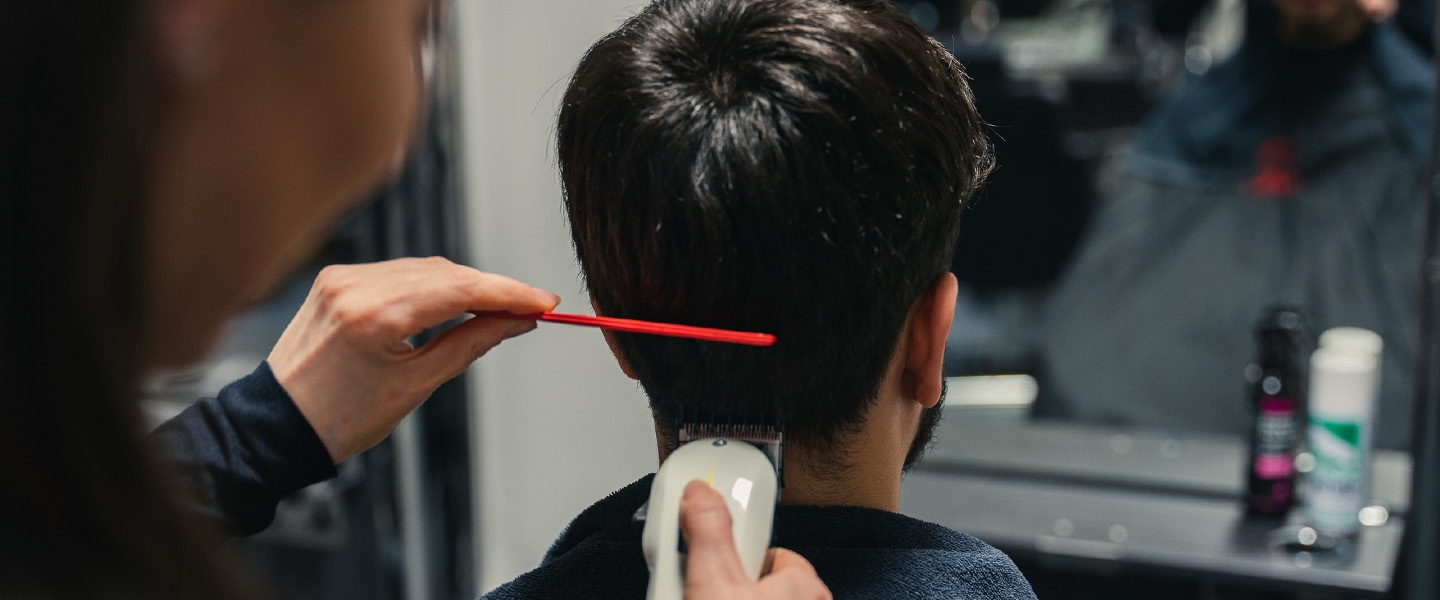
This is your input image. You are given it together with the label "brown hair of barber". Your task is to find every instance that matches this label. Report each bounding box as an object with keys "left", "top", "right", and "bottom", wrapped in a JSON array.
[{"left": 0, "top": 2, "right": 248, "bottom": 598}]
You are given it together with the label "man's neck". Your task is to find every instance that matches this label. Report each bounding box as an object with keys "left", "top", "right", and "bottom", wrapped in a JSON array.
[
  {"left": 653, "top": 417, "right": 911, "bottom": 512},
  {"left": 775, "top": 443, "right": 903, "bottom": 511}
]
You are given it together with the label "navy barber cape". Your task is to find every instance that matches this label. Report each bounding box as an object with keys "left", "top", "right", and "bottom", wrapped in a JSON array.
[{"left": 480, "top": 474, "right": 1037, "bottom": 600}]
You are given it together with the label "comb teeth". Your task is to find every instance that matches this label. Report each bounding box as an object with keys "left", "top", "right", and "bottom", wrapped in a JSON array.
[{"left": 678, "top": 408, "right": 785, "bottom": 488}]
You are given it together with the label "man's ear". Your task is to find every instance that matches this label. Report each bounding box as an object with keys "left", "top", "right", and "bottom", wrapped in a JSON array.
[
  {"left": 901, "top": 273, "right": 957, "bottom": 408},
  {"left": 593, "top": 298, "right": 639, "bottom": 380},
  {"left": 601, "top": 330, "right": 639, "bottom": 380}
]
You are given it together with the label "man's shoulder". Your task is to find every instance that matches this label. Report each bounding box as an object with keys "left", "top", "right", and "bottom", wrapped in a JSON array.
[
  {"left": 478, "top": 535, "right": 648, "bottom": 600},
  {"left": 478, "top": 475, "right": 654, "bottom": 600},
  {"left": 480, "top": 477, "right": 1036, "bottom": 600},
  {"left": 776, "top": 505, "right": 1038, "bottom": 600}
]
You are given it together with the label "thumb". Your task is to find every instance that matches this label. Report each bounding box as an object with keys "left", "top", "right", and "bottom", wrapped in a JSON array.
[
  {"left": 762, "top": 548, "right": 816, "bottom": 577},
  {"left": 679, "top": 480, "right": 745, "bottom": 590},
  {"left": 759, "top": 549, "right": 831, "bottom": 600},
  {"left": 410, "top": 315, "right": 537, "bottom": 388}
]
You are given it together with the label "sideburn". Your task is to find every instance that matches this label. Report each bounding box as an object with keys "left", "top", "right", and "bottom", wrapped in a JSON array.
[{"left": 903, "top": 379, "right": 947, "bottom": 471}]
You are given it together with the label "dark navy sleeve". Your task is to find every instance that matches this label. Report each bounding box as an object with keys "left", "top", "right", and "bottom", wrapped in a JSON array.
[{"left": 150, "top": 361, "right": 338, "bottom": 538}]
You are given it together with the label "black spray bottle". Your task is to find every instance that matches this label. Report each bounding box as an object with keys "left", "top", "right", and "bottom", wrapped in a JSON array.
[{"left": 1245, "top": 307, "right": 1309, "bottom": 514}]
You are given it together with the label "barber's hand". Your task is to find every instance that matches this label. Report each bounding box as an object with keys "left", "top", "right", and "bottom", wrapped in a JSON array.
[
  {"left": 679, "top": 481, "right": 832, "bottom": 600},
  {"left": 268, "top": 257, "right": 559, "bottom": 463}
]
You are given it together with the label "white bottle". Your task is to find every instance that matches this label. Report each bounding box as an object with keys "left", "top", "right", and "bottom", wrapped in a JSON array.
[{"left": 1304, "top": 327, "right": 1382, "bottom": 536}]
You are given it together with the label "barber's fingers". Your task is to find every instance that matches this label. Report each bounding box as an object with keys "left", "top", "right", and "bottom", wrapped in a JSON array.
[
  {"left": 406, "top": 262, "right": 559, "bottom": 331},
  {"left": 762, "top": 548, "right": 813, "bottom": 578},
  {"left": 757, "top": 551, "right": 832, "bottom": 600},
  {"left": 679, "top": 481, "right": 833, "bottom": 600},
  {"left": 312, "top": 257, "right": 558, "bottom": 343},
  {"left": 409, "top": 315, "right": 538, "bottom": 388},
  {"left": 268, "top": 258, "right": 559, "bottom": 463},
  {"left": 679, "top": 481, "right": 747, "bottom": 588}
]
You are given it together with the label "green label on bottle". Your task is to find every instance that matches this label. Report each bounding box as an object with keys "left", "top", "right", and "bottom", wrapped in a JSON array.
[
  {"left": 1319, "top": 421, "right": 1361, "bottom": 446},
  {"left": 1306, "top": 416, "right": 1366, "bottom": 534}
]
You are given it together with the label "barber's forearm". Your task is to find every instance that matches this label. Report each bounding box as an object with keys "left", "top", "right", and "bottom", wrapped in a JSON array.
[{"left": 150, "top": 362, "right": 337, "bottom": 539}]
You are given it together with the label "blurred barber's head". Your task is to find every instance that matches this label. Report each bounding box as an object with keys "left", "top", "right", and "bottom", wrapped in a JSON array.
[
  {"left": 147, "top": 0, "right": 438, "bottom": 365},
  {"left": 3, "top": 1, "right": 438, "bottom": 598},
  {"left": 558, "top": 0, "right": 991, "bottom": 473}
]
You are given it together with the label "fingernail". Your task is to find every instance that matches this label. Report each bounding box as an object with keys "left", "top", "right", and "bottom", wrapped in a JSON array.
[
  {"left": 683, "top": 480, "right": 707, "bottom": 500},
  {"left": 533, "top": 288, "right": 561, "bottom": 308}
]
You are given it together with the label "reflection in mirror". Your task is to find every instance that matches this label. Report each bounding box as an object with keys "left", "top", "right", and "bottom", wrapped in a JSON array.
[
  {"left": 941, "top": 0, "right": 1429, "bottom": 447},
  {"left": 901, "top": 0, "right": 1432, "bottom": 597}
]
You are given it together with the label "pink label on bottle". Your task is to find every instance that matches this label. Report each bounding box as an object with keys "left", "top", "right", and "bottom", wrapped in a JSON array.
[
  {"left": 1259, "top": 396, "right": 1293, "bottom": 414},
  {"left": 1254, "top": 454, "right": 1294, "bottom": 479}
]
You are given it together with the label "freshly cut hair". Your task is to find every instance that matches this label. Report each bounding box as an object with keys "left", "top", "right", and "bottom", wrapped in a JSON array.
[{"left": 558, "top": 0, "right": 991, "bottom": 456}]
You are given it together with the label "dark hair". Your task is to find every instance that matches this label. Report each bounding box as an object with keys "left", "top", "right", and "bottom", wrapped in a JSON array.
[
  {"left": 0, "top": 2, "right": 249, "bottom": 598},
  {"left": 558, "top": 0, "right": 991, "bottom": 458}
]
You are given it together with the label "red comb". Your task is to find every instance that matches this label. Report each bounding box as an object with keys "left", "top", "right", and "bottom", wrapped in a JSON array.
[{"left": 470, "top": 311, "right": 777, "bottom": 347}]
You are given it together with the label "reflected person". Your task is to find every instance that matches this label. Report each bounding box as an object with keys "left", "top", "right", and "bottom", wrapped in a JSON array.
[{"left": 1040, "top": 0, "right": 1430, "bottom": 449}]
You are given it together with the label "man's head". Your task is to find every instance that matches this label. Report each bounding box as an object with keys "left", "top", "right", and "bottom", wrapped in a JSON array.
[{"left": 558, "top": 0, "right": 989, "bottom": 471}]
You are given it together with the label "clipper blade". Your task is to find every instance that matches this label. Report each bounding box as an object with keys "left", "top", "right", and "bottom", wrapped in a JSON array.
[{"left": 678, "top": 410, "right": 785, "bottom": 488}]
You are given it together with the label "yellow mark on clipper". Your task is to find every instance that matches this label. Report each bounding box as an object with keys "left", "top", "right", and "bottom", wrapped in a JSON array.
[{"left": 707, "top": 466, "right": 715, "bottom": 487}]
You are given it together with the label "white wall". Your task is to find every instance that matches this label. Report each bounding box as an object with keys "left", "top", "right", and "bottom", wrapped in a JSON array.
[{"left": 452, "top": 0, "right": 660, "bottom": 593}]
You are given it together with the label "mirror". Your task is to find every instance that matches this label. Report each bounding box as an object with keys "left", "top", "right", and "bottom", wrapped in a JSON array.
[{"left": 897, "top": 0, "right": 1430, "bottom": 596}]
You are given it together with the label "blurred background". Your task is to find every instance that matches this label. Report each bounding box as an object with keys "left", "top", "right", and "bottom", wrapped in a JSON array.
[{"left": 141, "top": 0, "right": 1438, "bottom": 598}]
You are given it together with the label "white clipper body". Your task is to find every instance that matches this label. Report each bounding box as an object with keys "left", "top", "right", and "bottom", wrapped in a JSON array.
[{"left": 642, "top": 438, "right": 779, "bottom": 600}]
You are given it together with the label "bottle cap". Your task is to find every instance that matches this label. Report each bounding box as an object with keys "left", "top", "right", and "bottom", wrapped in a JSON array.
[
  {"left": 1317, "top": 327, "right": 1383, "bottom": 357},
  {"left": 1310, "top": 328, "right": 1381, "bottom": 417}
]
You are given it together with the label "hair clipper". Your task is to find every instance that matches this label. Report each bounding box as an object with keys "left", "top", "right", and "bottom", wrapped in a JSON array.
[{"left": 639, "top": 419, "right": 784, "bottom": 600}]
